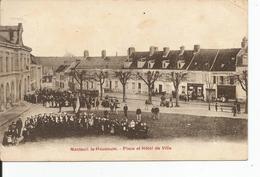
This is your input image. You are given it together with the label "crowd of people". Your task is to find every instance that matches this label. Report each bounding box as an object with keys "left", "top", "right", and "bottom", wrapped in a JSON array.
[
  {"left": 24, "top": 89, "right": 100, "bottom": 112},
  {"left": 2, "top": 111, "right": 149, "bottom": 146}
]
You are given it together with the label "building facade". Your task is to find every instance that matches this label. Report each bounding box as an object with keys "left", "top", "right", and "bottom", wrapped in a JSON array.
[
  {"left": 52, "top": 38, "right": 247, "bottom": 103},
  {"left": 0, "top": 23, "right": 33, "bottom": 110},
  {"left": 66, "top": 38, "right": 246, "bottom": 102},
  {"left": 0, "top": 23, "right": 42, "bottom": 111}
]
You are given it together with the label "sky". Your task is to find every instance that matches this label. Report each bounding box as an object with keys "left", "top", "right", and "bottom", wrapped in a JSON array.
[{"left": 1, "top": 0, "right": 247, "bottom": 56}]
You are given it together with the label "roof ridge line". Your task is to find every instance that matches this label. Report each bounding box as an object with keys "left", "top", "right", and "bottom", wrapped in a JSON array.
[{"left": 210, "top": 49, "right": 220, "bottom": 71}]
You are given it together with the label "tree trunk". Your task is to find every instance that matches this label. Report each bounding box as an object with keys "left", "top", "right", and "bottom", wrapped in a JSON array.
[
  {"left": 100, "top": 83, "right": 103, "bottom": 100},
  {"left": 148, "top": 86, "right": 152, "bottom": 104},
  {"left": 80, "top": 81, "right": 83, "bottom": 98},
  {"left": 79, "top": 80, "right": 83, "bottom": 111},
  {"left": 175, "top": 88, "right": 179, "bottom": 107},
  {"left": 122, "top": 85, "right": 126, "bottom": 102}
]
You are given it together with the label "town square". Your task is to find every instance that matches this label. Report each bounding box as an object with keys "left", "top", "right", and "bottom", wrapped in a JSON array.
[{"left": 0, "top": 0, "right": 247, "bottom": 161}]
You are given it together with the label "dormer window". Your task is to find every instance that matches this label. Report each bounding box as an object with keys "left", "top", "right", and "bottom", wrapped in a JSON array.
[
  {"left": 177, "top": 60, "right": 185, "bottom": 69},
  {"left": 137, "top": 59, "right": 146, "bottom": 68},
  {"left": 124, "top": 60, "right": 132, "bottom": 68},
  {"left": 148, "top": 60, "right": 155, "bottom": 69},
  {"left": 162, "top": 60, "right": 170, "bottom": 69},
  {"left": 140, "top": 57, "right": 146, "bottom": 62},
  {"left": 204, "top": 62, "right": 209, "bottom": 69}
]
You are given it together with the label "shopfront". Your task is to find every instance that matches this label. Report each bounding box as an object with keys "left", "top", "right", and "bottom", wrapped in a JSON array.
[
  {"left": 217, "top": 85, "right": 236, "bottom": 100},
  {"left": 187, "top": 83, "right": 204, "bottom": 100}
]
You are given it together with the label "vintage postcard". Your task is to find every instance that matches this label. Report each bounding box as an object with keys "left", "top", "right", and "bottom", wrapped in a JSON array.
[{"left": 0, "top": 0, "right": 247, "bottom": 161}]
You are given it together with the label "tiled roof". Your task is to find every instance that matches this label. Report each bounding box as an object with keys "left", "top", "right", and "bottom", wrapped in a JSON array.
[
  {"left": 129, "top": 51, "right": 150, "bottom": 68},
  {"left": 127, "top": 47, "right": 241, "bottom": 72},
  {"left": 167, "top": 50, "right": 194, "bottom": 70},
  {"left": 77, "top": 56, "right": 126, "bottom": 70},
  {"left": 188, "top": 49, "right": 218, "bottom": 71},
  {"left": 0, "top": 26, "right": 19, "bottom": 31},
  {"left": 150, "top": 51, "right": 164, "bottom": 69},
  {"left": 211, "top": 48, "right": 241, "bottom": 71},
  {"left": 0, "top": 23, "right": 31, "bottom": 51},
  {"left": 0, "top": 35, "right": 10, "bottom": 43},
  {"left": 32, "top": 56, "right": 80, "bottom": 66},
  {"left": 55, "top": 65, "right": 70, "bottom": 73}
]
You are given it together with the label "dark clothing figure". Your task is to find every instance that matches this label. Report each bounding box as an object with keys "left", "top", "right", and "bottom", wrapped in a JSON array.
[
  {"left": 215, "top": 102, "right": 218, "bottom": 112},
  {"left": 96, "top": 99, "right": 100, "bottom": 110},
  {"left": 237, "top": 102, "right": 241, "bottom": 114},
  {"left": 154, "top": 107, "right": 160, "bottom": 120},
  {"left": 232, "top": 105, "right": 237, "bottom": 117},
  {"left": 123, "top": 105, "right": 128, "bottom": 117},
  {"left": 136, "top": 108, "right": 142, "bottom": 122},
  {"left": 136, "top": 108, "right": 141, "bottom": 115},
  {"left": 16, "top": 118, "right": 23, "bottom": 137}
]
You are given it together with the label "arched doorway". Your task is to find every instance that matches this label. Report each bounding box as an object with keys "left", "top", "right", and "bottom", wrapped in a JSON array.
[
  {"left": 6, "top": 83, "right": 10, "bottom": 105},
  {"left": 11, "top": 81, "right": 15, "bottom": 103}
]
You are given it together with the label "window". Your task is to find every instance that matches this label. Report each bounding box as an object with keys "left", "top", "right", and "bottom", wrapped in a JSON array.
[
  {"left": 24, "top": 58, "right": 26, "bottom": 70},
  {"left": 220, "top": 76, "right": 224, "bottom": 84},
  {"left": 213, "top": 76, "right": 216, "bottom": 84},
  {"left": 132, "top": 82, "right": 135, "bottom": 90},
  {"left": 115, "top": 81, "right": 118, "bottom": 89},
  {"left": 11, "top": 56, "right": 13, "bottom": 72},
  {"left": 182, "top": 86, "right": 186, "bottom": 93},
  {"left": 20, "top": 58, "right": 22, "bottom": 71},
  {"left": 27, "top": 56, "right": 30, "bottom": 65},
  {"left": 230, "top": 77, "right": 234, "bottom": 85},
  {"left": 6, "top": 56, "right": 9, "bottom": 72},
  {"left": 138, "top": 83, "right": 141, "bottom": 89}
]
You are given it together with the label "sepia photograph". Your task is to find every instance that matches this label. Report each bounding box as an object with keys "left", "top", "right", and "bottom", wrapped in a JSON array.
[{"left": 0, "top": 0, "right": 248, "bottom": 161}]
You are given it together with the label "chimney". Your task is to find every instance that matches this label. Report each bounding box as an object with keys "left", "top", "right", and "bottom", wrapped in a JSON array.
[
  {"left": 193, "top": 45, "right": 200, "bottom": 53},
  {"left": 128, "top": 47, "right": 135, "bottom": 56},
  {"left": 84, "top": 50, "right": 89, "bottom": 58},
  {"left": 149, "top": 46, "right": 157, "bottom": 56},
  {"left": 241, "top": 37, "right": 248, "bottom": 49},
  {"left": 101, "top": 50, "right": 106, "bottom": 59},
  {"left": 179, "top": 46, "right": 185, "bottom": 55},
  {"left": 163, "top": 47, "right": 170, "bottom": 57}
]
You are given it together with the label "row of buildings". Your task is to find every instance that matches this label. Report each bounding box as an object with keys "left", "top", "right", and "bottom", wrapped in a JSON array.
[
  {"left": 0, "top": 23, "right": 42, "bottom": 111},
  {"left": 0, "top": 22, "right": 248, "bottom": 112},
  {"left": 34, "top": 37, "right": 248, "bottom": 102}
]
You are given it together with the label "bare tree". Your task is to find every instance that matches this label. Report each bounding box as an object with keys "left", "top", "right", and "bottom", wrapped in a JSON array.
[
  {"left": 170, "top": 71, "right": 187, "bottom": 107},
  {"left": 203, "top": 73, "right": 215, "bottom": 110},
  {"left": 70, "top": 68, "right": 86, "bottom": 97},
  {"left": 115, "top": 71, "right": 132, "bottom": 102},
  {"left": 136, "top": 71, "right": 161, "bottom": 104},
  {"left": 92, "top": 71, "right": 108, "bottom": 100},
  {"left": 234, "top": 70, "right": 248, "bottom": 113}
]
